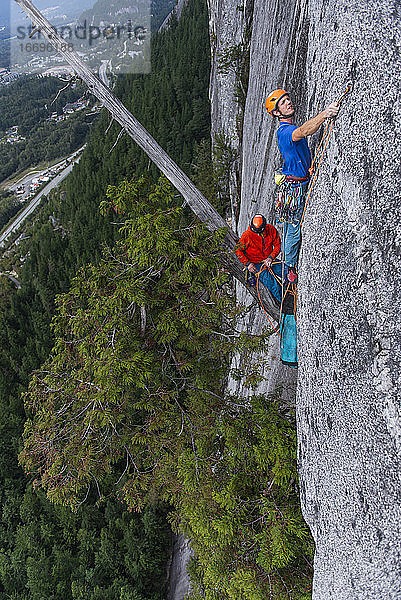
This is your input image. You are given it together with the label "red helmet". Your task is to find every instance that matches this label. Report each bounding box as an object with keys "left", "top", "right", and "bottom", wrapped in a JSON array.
[
  {"left": 265, "top": 88, "right": 289, "bottom": 114},
  {"left": 250, "top": 214, "right": 266, "bottom": 233}
]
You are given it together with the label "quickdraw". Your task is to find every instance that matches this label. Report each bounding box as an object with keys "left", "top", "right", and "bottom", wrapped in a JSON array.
[{"left": 276, "top": 180, "right": 307, "bottom": 224}]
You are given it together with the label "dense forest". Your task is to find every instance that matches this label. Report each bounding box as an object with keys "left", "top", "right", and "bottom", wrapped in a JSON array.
[
  {"left": 0, "top": 0, "right": 313, "bottom": 598},
  {"left": 0, "top": 0, "right": 212, "bottom": 598},
  {"left": 0, "top": 0, "right": 173, "bottom": 71},
  {"left": 0, "top": 0, "right": 176, "bottom": 184},
  {"left": 0, "top": 190, "right": 19, "bottom": 231},
  {"left": 0, "top": 77, "right": 87, "bottom": 135}
]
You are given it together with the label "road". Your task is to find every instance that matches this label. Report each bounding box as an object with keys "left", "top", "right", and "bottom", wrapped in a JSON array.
[
  {"left": 99, "top": 60, "right": 111, "bottom": 87},
  {"left": 6, "top": 145, "right": 86, "bottom": 197},
  {"left": 7, "top": 170, "right": 42, "bottom": 194},
  {"left": 0, "top": 153, "right": 83, "bottom": 248}
]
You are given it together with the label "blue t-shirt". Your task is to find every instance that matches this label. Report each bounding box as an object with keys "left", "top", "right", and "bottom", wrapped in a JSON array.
[{"left": 277, "top": 122, "right": 312, "bottom": 179}]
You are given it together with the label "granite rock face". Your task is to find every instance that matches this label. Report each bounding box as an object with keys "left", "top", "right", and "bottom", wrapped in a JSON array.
[
  {"left": 240, "top": 0, "right": 309, "bottom": 228},
  {"left": 297, "top": 1, "right": 401, "bottom": 598},
  {"left": 208, "top": 0, "right": 248, "bottom": 146},
  {"left": 228, "top": 0, "right": 308, "bottom": 400},
  {"left": 208, "top": 0, "right": 252, "bottom": 234},
  {"left": 212, "top": 0, "right": 401, "bottom": 597}
]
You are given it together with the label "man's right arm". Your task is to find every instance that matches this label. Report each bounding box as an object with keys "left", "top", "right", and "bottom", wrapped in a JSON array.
[
  {"left": 235, "top": 235, "right": 257, "bottom": 273},
  {"left": 292, "top": 102, "right": 339, "bottom": 141},
  {"left": 235, "top": 236, "right": 250, "bottom": 265}
]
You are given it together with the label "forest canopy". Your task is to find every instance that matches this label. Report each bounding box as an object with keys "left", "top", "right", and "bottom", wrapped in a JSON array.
[
  {"left": 20, "top": 177, "right": 313, "bottom": 600},
  {"left": 0, "top": 1, "right": 212, "bottom": 597}
]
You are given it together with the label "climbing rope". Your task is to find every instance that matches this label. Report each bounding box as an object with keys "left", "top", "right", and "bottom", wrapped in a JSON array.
[
  {"left": 255, "top": 261, "right": 296, "bottom": 337},
  {"left": 300, "top": 84, "right": 352, "bottom": 227},
  {"left": 256, "top": 265, "right": 281, "bottom": 336},
  {"left": 299, "top": 120, "right": 333, "bottom": 227}
]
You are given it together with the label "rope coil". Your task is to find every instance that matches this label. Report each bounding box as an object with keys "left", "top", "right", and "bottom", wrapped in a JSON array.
[{"left": 255, "top": 262, "right": 296, "bottom": 338}]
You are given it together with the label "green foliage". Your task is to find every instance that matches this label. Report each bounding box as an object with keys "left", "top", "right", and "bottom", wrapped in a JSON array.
[
  {"left": 0, "top": 484, "right": 170, "bottom": 600},
  {"left": 0, "top": 2, "right": 314, "bottom": 598},
  {"left": 217, "top": 44, "right": 244, "bottom": 76},
  {"left": 217, "top": 42, "right": 249, "bottom": 112},
  {"left": 0, "top": 76, "right": 86, "bottom": 135},
  {"left": 0, "top": 190, "right": 19, "bottom": 231},
  {"left": 0, "top": 0, "right": 213, "bottom": 597},
  {"left": 20, "top": 176, "right": 313, "bottom": 599},
  {"left": 173, "top": 394, "right": 313, "bottom": 600},
  {"left": 193, "top": 134, "right": 239, "bottom": 216},
  {"left": 217, "top": 2, "right": 253, "bottom": 136},
  {"left": 109, "top": 0, "right": 211, "bottom": 181},
  {"left": 20, "top": 176, "right": 235, "bottom": 507}
]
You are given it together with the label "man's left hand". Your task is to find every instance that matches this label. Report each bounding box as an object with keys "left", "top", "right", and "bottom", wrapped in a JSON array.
[{"left": 263, "top": 257, "right": 273, "bottom": 268}]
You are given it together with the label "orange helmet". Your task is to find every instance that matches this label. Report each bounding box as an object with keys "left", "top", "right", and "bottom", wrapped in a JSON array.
[
  {"left": 250, "top": 214, "right": 266, "bottom": 234},
  {"left": 265, "top": 89, "right": 289, "bottom": 114}
]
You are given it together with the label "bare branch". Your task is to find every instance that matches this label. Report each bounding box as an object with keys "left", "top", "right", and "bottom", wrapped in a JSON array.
[
  {"left": 140, "top": 305, "right": 147, "bottom": 335},
  {"left": 109, "top": 127, "right": 126, "bottom": 153}
]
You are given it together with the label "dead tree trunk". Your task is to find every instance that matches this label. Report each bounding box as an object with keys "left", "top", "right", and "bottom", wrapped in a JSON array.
[{"left": 13, "top": 0, "right": 279, "bottom": 322}]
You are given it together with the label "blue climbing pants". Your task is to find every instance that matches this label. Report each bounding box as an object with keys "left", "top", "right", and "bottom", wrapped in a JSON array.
[
  {"left": 283, "top": 217, "right": 303, "bottom": 267},
  {"left": 254, "top": 262, "right": 283, "bottom": 303}
]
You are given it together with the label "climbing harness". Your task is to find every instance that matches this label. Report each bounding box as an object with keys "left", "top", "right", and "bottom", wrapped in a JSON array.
[
  {"left": 275, "top": 178, "right": 308, "bottom": 224},
  {"left": 273, "top": 84, "right": 352, "bottom": 228}
]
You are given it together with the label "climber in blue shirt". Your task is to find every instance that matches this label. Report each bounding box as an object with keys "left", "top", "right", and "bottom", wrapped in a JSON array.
[
  {"left": 265, "top": 89, "right": 339, "bottom": 282},
  {"left": 277, "top": 122, "right": 311, "bottom": 180}
]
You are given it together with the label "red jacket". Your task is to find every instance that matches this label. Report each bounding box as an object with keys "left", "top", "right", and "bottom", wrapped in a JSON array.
[{"left": 235, "top": 224, "right": 281, "bottom": 266}]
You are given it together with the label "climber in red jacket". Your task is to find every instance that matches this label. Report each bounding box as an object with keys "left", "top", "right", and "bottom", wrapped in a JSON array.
[{"left": 235, "top": 214, "right": 282, "bottom": 304}]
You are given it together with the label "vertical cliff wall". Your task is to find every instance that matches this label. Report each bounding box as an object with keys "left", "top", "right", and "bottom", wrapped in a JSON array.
[
  {"left": 208, "top": 0, "right": 250, "bottom": 235},
  {"left": 209, "top": 0, "right": 302, "bottom": 399},
  {"left": 298, "top": 1, "right": 401, "bottom": 598},
  {"left": 210, "top": 0, "right": 401, "bottom": 597}
]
